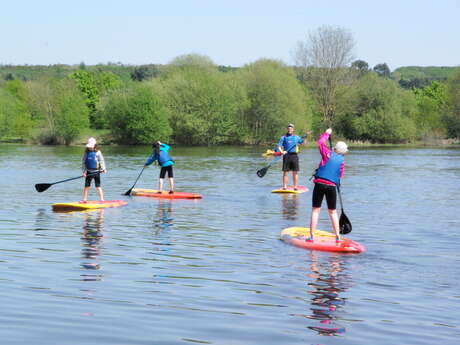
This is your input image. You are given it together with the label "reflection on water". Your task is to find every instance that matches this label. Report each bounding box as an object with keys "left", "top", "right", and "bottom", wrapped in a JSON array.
[
  {"left": 81, "top": 210, "right": 104, "bottom": 281},
  {"left": 153, "top": 199, "right": 174, "bottom": 233},
  {"left": 281, "top": 195, "right": 300, "bottom": 220},
  {"left": 306, "top": 252, "right": 349, "bottom": 336}
]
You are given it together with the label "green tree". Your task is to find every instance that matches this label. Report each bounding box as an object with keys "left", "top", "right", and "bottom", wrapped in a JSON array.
[
  {"left": 445, "top": 68, "right": 460, "bottom": 138},
  {"left": 351, "top": 60, "right": 369, "bottom": 74},
  {"left": 413, "top": 81, "right": 448, "bottom": 137},
  {"left": 0, "top": 86, "right": 33, "bottom": 141},
  {"left": 102, "top": 84, "right": 171, "bottom": 144},
  {"left": 154, "top": 58, "right": 248, "bottom": 145},
  {"left": 240, "top": 59, "right": 312, "bottom": 144},
  {"left": 337, "top": 73, "right": 417, "bottom": 143},
  {"left": 131, "top": 65, "right": 161, "bottom": 81},
  {"left": 69, "top": 70, "right": 99, "bottom": 123},
  {"left": 373, "top": 63, "right": 391, "bottom": 78},
  {"left": 25, "top": 79, "right": 89, "bottom": 144}
]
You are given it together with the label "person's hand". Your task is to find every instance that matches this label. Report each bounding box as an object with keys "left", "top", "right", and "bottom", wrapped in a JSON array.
[
  {"left": 102, "top": 169, "right": 107, "bottom": 173},
  {"left": 326, "top": 128, "right": 332, "bottom": 135},
  {"left": 83, "top": 172, "right": 87, "bottom": 177}
]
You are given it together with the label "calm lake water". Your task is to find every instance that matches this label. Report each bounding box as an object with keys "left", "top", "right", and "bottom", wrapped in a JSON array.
[{"left": 0, "top": 144, "right": 459, "bottom": 345}]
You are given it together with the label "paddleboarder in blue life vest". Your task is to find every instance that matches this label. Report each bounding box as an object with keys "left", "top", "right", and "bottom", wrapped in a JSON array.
[
  {"left": 278, "top": 124, "right": 305, "bottom": 190},
  {"left": 145, "top": 141, "right": 175, "bottom": 194},
  {"left": 82, "top": 137, "right": 107, "bottom": 202},
  {"left": 307, "top": 128, "right": 348, "bottom": 243}
]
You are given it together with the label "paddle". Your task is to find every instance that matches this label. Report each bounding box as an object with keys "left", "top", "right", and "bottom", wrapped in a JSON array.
[
  {"left": 35, "top": 172, "right": 99, "bottom": 193},
  {"left": 124, "top": 165, "right": 146, "bottom": 196},
  {"left": 337, "top": 184, "right": 352, "bottom": 234},
  {"left": 328, "top": 136, "right": 352, "bottom": 234},
  {"left": 256, "top": 134, "right": 308, "bottom": 178}
]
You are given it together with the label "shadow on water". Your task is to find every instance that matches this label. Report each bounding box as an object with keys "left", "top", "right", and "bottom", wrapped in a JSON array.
[
  {"left": 80, "top": 209, "right": 104, "bottom": 281},
  {"left": 306, "top": 252, "right": 350, "bottom": 337}
]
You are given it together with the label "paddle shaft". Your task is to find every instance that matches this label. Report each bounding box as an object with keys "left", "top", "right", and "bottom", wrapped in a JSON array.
[
  {"left": 124, "top": 165, "right": 146, "bottom": 195},
  {"left": 35, "top": 171, "right": 101, "bottom": 192}
]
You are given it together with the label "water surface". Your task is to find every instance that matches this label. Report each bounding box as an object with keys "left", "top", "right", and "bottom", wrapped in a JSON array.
[{"left": 0, "top": 144, "right": 459, "bottom": 344}]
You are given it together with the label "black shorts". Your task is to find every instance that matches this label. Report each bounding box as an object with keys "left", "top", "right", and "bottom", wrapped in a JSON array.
[
  {"left": 282, "top": 153, "right": 299, "bottom": 172},
  {"left": 85, "top": 171, "right": 101, "bottom": 187},
  {"left": 160, "top": 166, "right": 174, "bottom": 178},
  {"left": 312, "top": 182, "right": 337, "bottom": 210}
]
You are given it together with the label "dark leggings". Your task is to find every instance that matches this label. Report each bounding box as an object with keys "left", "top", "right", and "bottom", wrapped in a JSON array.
[
  {"left": 312, "top": 183, "right": 337, "bottom": 210},
  {"left": 85, "top": 172, "right": 101, "bottom": 187},
  {"left": 160, "top": 166, "right": 174, "bottom": 178}
]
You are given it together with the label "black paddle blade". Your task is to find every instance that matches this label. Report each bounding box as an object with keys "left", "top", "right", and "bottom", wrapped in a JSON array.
[
  {"left": 256, "top": 166, "right": 269, "bottom": 178},
  {"left": 339, "top": 212, "right": 352, "bottom": 234},
  {"left": 124, "top": 188, "right": 133, "bottom": 196},
  {"left": 35, "top": 183, "right": 51, "bottom": 193}
]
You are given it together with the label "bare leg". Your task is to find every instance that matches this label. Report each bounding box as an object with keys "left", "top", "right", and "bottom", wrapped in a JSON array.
[
  {"left": 158, "top": 178, "right": 164, "bottom": 192},
  {"left": 83, "top": 186, "right": 90, "bottom": 202},
  {"left": 282, "top": 171, "right": 288, "bottom": 189},
  {"left": 328, "top": 209, "right": 341, "bottom": 241},
  {"left": 293, "top": 171, "right": 298, "bottom": 189},
  {"left": 169, "top": 177, "right": 174, "bottom": 192},
  {"left": 309, "top": 207, "right": 321, "bottom": 240},
  {"left": 96, "top": 187, "right": 104, "bottom": 201}
]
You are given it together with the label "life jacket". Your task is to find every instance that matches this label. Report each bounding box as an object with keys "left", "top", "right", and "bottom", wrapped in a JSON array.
[
  {"left": 85, "top": 151, "right": 98, "bottom": 170},
  {"left": 315, "top": 152, "right": 343, "bottom": 185}
]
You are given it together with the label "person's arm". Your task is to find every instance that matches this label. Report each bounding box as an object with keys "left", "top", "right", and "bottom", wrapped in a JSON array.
[
  {"left": 339, "top": 162, "right": 345, "bottom": 179},
  {"left": 317, "top": 130, "right": 332, "bottom": 165},
  {"left": 82, "top": 153, "right": 87, "bottom": 174},
  {"left": 145, "top": 152, "right": 158, "bottom": 166},
  {"left": 98, "top": 151, "right": 106, "bottom": 172},
  {"left": 278, "top": 136, "right": 285, "bottom": 154},
  {"left": 297, "top": 135, "right": 304, "bottom": 145}
]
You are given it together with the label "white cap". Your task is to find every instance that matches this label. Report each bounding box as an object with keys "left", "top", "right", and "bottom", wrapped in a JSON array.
[
  {"left": 334, "top": 141, "right": 348, "bottom": 154},
  {"left": 86, "top": 137, "right": 96, "bottom": 148}
]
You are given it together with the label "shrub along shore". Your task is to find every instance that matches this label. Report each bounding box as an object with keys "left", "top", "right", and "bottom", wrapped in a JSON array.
[{"left": 1, "top": 55, "right": 459, "bottom": 146}]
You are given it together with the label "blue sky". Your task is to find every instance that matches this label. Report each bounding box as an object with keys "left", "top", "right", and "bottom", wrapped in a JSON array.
[{"left": 2, "top": 0, "right": 459, "bottom": 70}]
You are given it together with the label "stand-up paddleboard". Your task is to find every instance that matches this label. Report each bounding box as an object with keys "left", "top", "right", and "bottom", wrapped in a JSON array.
[
  {"left": 272, "top": 186, "right": 309, "bottom": 194},
  {"left": 262, "top": 149, "right": 281, "bottom": 157},
  {"left": 52, "top": 200, "right": 128, "bottom": 211},
  {"left": 131, "top": 188, "right": 202, "bottom": 199},
  {"left": 281, "top": 227, "right": 365, "bottom": 253}
]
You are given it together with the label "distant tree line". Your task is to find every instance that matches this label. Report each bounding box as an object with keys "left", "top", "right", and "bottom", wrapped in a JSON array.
[{"left": 1, "top": 26, "right": 459, "bottom": 145}]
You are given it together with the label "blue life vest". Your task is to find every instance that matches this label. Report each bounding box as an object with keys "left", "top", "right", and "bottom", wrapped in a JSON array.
[
  {"left": 85, "top": 151, "right": 98, "bottom": 170},
  {"left": 315, "top": 152, "right": 344, "bottom": 185}
]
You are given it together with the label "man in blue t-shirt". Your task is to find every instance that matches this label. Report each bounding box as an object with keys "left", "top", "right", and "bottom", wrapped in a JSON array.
[{"left": 278, "top": 124, "right": 305, "bottom": 190}]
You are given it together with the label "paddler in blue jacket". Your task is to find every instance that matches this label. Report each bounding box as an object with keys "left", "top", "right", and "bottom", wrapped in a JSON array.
[
  {"left": 278, "top": 123, "right": 305, "bottom": 190},
  {"left": 145, "top": 141, "right": 175, "bottom": 194},
  {"left": 308, "top": 128, "right": 348, "bottom": 243}
]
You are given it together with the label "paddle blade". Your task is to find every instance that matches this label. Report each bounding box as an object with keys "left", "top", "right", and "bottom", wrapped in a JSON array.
[
  {"left": 256, "top": 166, "right": 269, "bottom": 178},
  {"left": 124, "top": 187, "right": 133, "bottom": 196},
  {"left": 35, "top": 183, "right": 51, "bottom": 193},
  {"left": 339, "top": 212, "right": 352, "bottom": 234}
]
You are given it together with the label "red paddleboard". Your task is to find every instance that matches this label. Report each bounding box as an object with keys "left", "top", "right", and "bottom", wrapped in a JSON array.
[
  {"left": 52, "top": 200, "right": 128, "bottom": 211},
  {"left": 131, "top": 188, "right": 202, "bottom": 199},
  {"left": 281, "top": 227, "right": 365, "bottom": 253},
  {"left": 272, "top": 186, "right": 309, "bottom": 194}
]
